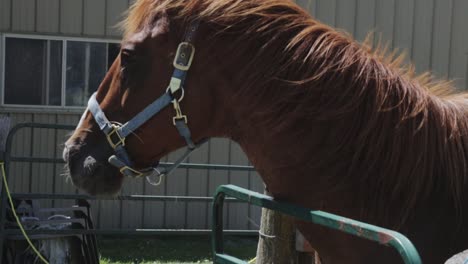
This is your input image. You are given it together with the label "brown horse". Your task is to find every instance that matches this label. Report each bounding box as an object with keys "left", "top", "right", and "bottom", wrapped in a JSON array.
[{"left": 63, "top": 0, "right": 468, "bottom": 263}]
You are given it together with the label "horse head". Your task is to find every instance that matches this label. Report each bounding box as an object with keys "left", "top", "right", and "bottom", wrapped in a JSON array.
[{"left": 63, "top": 8, "right": 236, "bottom": 195}]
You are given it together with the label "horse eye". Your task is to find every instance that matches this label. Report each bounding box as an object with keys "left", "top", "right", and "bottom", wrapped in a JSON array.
[
  {"left": 120, "top": 48, "right": 136, "bottom": 68},
  {"left": 120, "top": 48, "right": 138, "bottom": 86}
]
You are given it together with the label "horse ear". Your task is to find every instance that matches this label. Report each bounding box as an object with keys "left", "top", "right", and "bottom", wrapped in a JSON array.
[{"left": 150, "top": 11, "right": 170, "bottom": 38}]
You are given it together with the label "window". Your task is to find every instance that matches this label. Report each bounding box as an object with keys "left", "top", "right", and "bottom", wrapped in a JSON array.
[
  {"left": 5, "top": 38, "right": 62, "bottom": 106},
  {"left": 66, "top": 41, "right": 108, "bottom": 106},
  {"left": 2, "top": 35, "right": 120, "bottom": 107}
]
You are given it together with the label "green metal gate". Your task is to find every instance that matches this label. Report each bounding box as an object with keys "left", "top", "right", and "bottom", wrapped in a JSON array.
[{"left": 212, "top": 185, "right": 422, "bottom": 264}]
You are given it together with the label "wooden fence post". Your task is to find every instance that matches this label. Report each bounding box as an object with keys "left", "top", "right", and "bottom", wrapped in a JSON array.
[
  {"left": 254, "top": 187, "right": 319, "bottom": 264},
  {"left": 255, "top": 207, "right": 316, "bottom": 264},
  {"left": 255, "top": 207, "right": 297, "bottom": 263}
]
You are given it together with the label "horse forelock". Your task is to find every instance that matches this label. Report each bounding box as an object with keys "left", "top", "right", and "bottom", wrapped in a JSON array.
[{"left": 122, "top": 0, "right": 468, "bottom": 227}]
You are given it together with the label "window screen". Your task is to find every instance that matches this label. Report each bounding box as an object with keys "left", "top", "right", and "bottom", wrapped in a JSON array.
[
  {"left": 65, "top": 41, "right": 107, "bottom": 106},
  {"left": 4, "top": 38, "right": 62, "bottom": 106}
]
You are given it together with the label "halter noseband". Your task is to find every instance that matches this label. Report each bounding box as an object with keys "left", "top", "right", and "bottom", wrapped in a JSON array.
[{"left": 80, "top": 21, "right": 205, "bottom": 186}]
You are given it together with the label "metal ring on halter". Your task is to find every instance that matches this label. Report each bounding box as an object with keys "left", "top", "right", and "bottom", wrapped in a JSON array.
[
  {"left": 166, "top": 86, "right": 185, "bottom": 102},
  {"left": 145, "top": 168, "right": 165, "bottom": 186}
]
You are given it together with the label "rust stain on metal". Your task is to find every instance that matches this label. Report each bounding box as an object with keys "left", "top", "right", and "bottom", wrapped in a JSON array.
[
  {"left": 351, "top": 224, "right": 364, "bottom": 237},
  {"left": 338, "top": 220, "right": 346, "bottom": 230},
  {"left": 378, "top": 232, "right": 393, "bottom": 245}
]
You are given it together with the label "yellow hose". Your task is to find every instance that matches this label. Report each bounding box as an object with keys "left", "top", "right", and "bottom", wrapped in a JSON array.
[
  {"left": 1, "top": 162, "right": 49, "bottom": 264},
  {"left": 248, "top": 257, "right": 257, "bottom": 263}
]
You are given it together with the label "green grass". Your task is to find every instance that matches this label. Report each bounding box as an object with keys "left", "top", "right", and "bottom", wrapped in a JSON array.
[{"left": 98, "top": 236, "right": 258, "bottom": 264}]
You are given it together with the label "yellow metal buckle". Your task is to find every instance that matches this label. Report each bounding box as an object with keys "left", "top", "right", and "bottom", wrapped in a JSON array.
[
  {"left": 172, "top": 100, "right": 188, "bottom": 125},
  {"left": 173, "top": 115, "right": 188, "bottom": 125},
  {"left": 106, "top": 125, "right": 126, "bottom": 149},
  {"left": 119, "top": 166, "right": 144, "bottom": 178},
  {"left": 173, "top": 42, "right": 195, "bottom": 71}
]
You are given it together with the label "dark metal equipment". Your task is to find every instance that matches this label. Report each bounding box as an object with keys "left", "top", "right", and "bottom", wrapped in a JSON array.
[
  {"left": 2, "top": 198, "right": 99, "bottom": 264},
  {"left": 0, "top": 122, "right": 99, "bottom": 264}
]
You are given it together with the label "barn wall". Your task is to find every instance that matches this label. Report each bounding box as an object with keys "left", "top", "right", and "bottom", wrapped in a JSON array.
[
  {"left": 296, "top": 0, "right": 468, "bottom": 89},
  {"left": 0, "top": 0, "right": 130, "bottom": 38},
  {"left": 0, "top": 0, "right": 467, "bottom": 230}
]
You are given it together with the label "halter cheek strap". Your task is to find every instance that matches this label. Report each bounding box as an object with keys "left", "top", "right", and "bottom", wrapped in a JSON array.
[{"left": 84, "top": 21, "right": 205, "bottom": 185}]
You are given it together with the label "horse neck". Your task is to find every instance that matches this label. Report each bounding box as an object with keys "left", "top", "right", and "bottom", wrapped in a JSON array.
[
  {"left": 223, "top": 46, "right": 468, "bottom": 226},
  {"left": 216, "top": 44, "right": 367, "bottom": 211},
  {"left": 226, "top": 80, "right": 352, "bottom": 208}
]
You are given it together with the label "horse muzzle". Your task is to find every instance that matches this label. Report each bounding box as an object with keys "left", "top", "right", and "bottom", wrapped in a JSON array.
[{"left": 63, "top": 139, "right": 124, "bottom": 196}]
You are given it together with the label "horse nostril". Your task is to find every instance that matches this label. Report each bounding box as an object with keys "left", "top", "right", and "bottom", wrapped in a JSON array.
[
  {"left": 83, "top": 156, "right": 100, "bottom": 174},
  {"left": 84, "top": 156, "right": 97, "bottom": 167}
]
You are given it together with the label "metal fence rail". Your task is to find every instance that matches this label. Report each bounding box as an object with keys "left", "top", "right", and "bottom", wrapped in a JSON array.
[{"left": 212, "top": 185, "right": 423, "bottom": 264}]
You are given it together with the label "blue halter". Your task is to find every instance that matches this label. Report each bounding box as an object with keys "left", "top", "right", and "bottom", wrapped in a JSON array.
[{"left": 81, "top": 21, "right": 204, "bottom": 186}]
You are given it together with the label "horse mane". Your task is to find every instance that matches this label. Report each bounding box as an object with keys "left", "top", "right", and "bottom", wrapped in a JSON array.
[{"left": 122, "top": 0, "right": 468, "bottom": 226}]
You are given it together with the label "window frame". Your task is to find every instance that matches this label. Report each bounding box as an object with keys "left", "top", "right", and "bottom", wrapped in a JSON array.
[{"left": 0, "top": 33, "right": 120, "bottom": 111}]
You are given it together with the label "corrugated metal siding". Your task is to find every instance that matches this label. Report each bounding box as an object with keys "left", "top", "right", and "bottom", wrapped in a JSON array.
[
  {"left": 83, "top": 0, "right": 106, "bottom": 36},
  {"left": 0, "top": 0, "right": 130, "bottom": 38},
  {"left": 60, "top": 0, "right": 83, "bottom": 35},
  {"left": 297, "top": 0, "right": 468, "bottom": 90},
  {"left": 1, "top": 0, "right": 467, "bottom": 230},
  {"left": 106, "top": 0, "right": 128, "bottom": 37},
  {"left": 36, "top": 0, "right": 60, "bottom": 33},
  {"left": 0, "top": 0, "right": 11, "bottom": 31},
  {"left": 0, "top": 33, "right": 3, "bottom": 105},
  {"left": 449, "top": 0, "right": 468, "bottom": 89},
  {"left": 11, "top": 0, "right": 35, "bottom": 32}
]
